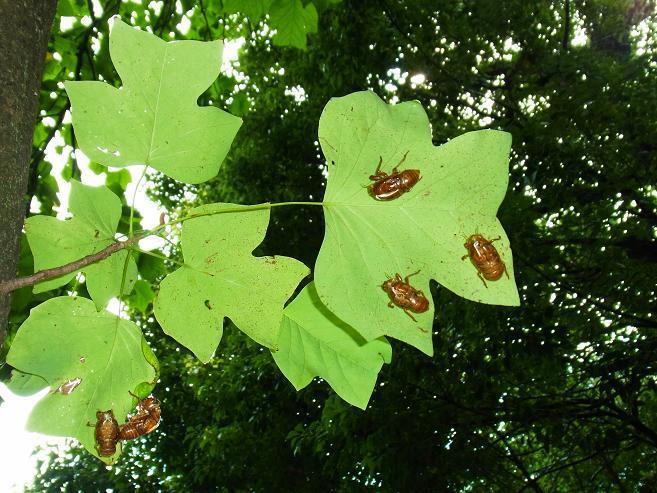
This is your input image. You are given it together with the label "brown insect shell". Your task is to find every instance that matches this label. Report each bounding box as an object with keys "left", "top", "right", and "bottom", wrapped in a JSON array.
[
  {"left": 119, "top": 395, "right": 161, "bottom": 441},
  {"left": 118, "top": 423, "right": 141, "bottom": 441},
  {"left": 464, "top": 234, "right": 506, "bottom": 281},
  {"left": 368, "top": 169, "right": 421, "bottom": 201},
  {"left": 119, "top": 415, "right": 160, "bottom": 441},
  {"left": 95, "top": 410, "right": 120, "bottom": 457},
  {"left": 382, "top": 275, "right": 429, "bottom": 313}
]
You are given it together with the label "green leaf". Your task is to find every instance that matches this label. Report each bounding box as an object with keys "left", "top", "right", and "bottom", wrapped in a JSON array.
[
  {"left": 88, "top": 161, "right": 105, "bottom": 175},
  {"left": 154, "top": 204, "right": 309, "bottom": 363},
  {"left": 230, "top": 93, "right": 250, "bottom": 117},
  {"left": 128, "top": 279, "right": 156, "bottom": 313},
  {"left": 10, "top": 234, "right": 35, "bottom": 313},
  {"left": 273, "top": 283, "right": 391, "bottom": 409},
  {"left": 105, "top": 168, "right": 132, "bottom": 191},
  {"left": 25, "top": 181, "right": 137, "bottom": 310},
  {"left": 5, "top": 370, "right": 49, "bottom": 397},
  {"left": 137, "top": 251, "right": 167, "bottom": 281},
  {"left": 270, "top": 0, "right": 318, "bottom": 50},
  {"left": 56, "top": 0, "right": 88, "bottom": 17},
  {"left": 6, "top": 297, "right": 158, "bottom": 462},
  {"left": 65, "top": 19, "right": 242, "bottom": 184},
  {"left": 315, "top": 91, "right": 519, "bottom": 356},
  {"left": 223, "top": 0, "right": 272, "bottom": 19},
  {"left": 311, "top": 0, "right": 342, "bottom": 12}
]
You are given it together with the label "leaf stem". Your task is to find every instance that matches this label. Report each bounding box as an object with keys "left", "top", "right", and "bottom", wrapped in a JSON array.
[
  {"left": 144, "top": 201, "right": 325, "bottom": 237},
  {"left": 0, "top": 201, "right": 325, "bottom": 294},
  {"left": 131, "top": 247, "right": 185, "bottom": 268},
  {"left": 129, "top": 166, "right": 149, "bottom": 238}
]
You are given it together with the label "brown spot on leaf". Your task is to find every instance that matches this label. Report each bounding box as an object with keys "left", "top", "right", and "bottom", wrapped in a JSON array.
[{"left": 56, "top": 377, "right": 82, "bottom": 395}]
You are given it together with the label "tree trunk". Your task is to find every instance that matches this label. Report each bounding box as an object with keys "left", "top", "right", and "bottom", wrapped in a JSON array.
[{"left": 0, "top": 0, "right": 58, "bottom": 348}]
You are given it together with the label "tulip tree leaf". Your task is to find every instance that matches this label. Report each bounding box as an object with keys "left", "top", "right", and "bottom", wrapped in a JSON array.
[
  {"left": 128, "top": 279, "right": 156, "bottom": 313},
  {"left": 154, "top": 203, "right": 310, "bottom": 363},
  {"left": 270, "top": 0, "right": 318, "bottom": 50},
  {"left": 223, "top": 0, "right": 272, "bottom": 20},
  {"left": 25, "top": 181, "right": 137, "bottom": 310},
  {"left": 5, "top": 297, "right": 158, "bottom": 463},
  {"left": 273, "top": 283, "right": 392, "bottom": 409},
  {"left": 65, "top": 19, "right": 242, "bottom": 184},
  {"left": 5, "top": 370, "right": 49, "bottom": 397},
  {"left": 315, "top": 91, "right": 519, "bottom": 356}
]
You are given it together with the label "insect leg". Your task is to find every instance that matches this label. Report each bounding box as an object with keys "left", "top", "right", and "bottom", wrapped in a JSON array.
[
  {"left": 461, "top": 254, "right": 469, "bottom": 261},
  {"left": 477, "top": 271, "right": 488, "bottom": 288},
  {"left": 395, "top": 273, "right": 403, "bottom": 282},
  {"left": 503, "top": 263, "right": 510, "bottom": 279},
  {"left": 405, "top": 270, "right": 421, "bottom": 283},
  {"left": 402, "top": 308, "right": 418, "bottom": 322},
  {"left": 388, "top": 301, "right": 395, "bottom": 309},
  {"left": 392, "top": 151, "right": 409, "bottom": 173},
  {"left": 489, "top": 236, "right": 501, "bottom": 243},
  {"left": 375, "top": 156, "right": 384, "bottom": 175}
]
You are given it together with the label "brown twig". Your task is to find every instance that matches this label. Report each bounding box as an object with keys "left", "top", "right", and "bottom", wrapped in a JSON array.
[{"left": 0, "top": 235, "right": 142, "bottom": 294}]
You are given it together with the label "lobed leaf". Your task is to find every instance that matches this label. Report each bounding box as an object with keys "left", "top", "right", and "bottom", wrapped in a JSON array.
[
  {"left": 154, "top": 204, "right": 309, "bottom": 363},
  {"left": 270, "top": 0, "right": 318, "bottom": 50},
  {"left": 223, "top": 0, "right": 272, "bottom": 20},
  {"left": 65, "top": 19, "right": 242, "bottom": 184},
  {"left": 128, "top": 279, "right": 156, "bottom": 313},
  {"left": 5, "top": 370, "right": 49, "bottom": 397},
  {"left": 273, "top": 283, "right": 391, "bottom": 409},
  {"left": 315, "top": 91, "right": 519, "bottom": 356},
  {"left": 6, "top": 297, "right": 158, "bottom": 462},
  {"left": 25, "top": 181, "right": 137, "bottom": 310}
]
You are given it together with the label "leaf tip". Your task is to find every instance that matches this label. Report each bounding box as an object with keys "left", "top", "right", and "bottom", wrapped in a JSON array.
[{"left": 353, "top": 401, "right": 368, "bottom": 411}]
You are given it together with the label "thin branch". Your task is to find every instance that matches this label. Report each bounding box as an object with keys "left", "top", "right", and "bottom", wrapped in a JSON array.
[
  {"left": 0, "top": 236, "right": 142, "bottom": 295},
  {"left": 493, "top": 432, "right": 544, "bottom": 493},
  {"left": 516, "top": 253, "right": 657, "bottom": 329}
]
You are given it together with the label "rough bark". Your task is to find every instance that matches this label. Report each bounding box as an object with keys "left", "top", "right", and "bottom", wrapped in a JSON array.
[{"left": 0, "top": 0, "right": 58, "bottom": 348}]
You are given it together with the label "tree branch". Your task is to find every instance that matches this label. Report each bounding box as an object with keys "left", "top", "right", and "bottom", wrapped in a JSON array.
[
  {"left": 0, "top": 235, "right": 142, "bottom": 295},
  {"left": 516, "top": 254, "right": 657, "bottom": 329}
]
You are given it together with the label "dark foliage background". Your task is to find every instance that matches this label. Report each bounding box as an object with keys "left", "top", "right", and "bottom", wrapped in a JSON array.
[{"left": 5, "top": 0, "right": 657, "bottom": 491}]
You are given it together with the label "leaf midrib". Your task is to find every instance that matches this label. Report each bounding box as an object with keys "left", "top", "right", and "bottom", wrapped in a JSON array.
[{"left": 145, "top": 44, "right": 169, "bottom": 165}]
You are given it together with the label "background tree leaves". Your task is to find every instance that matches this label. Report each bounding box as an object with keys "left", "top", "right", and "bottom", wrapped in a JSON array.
[
  {"left": 65, "top": 19, "right": 242, "bottom": 184},
  {"left": 154, "top": 204, "right": 309, "bottom": 362},
  {"left": 223, "top": 0, "right": 273, "bottom": 21},
  {"left": 270, "top": 0, "right": 319, "bottom": 49}
]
